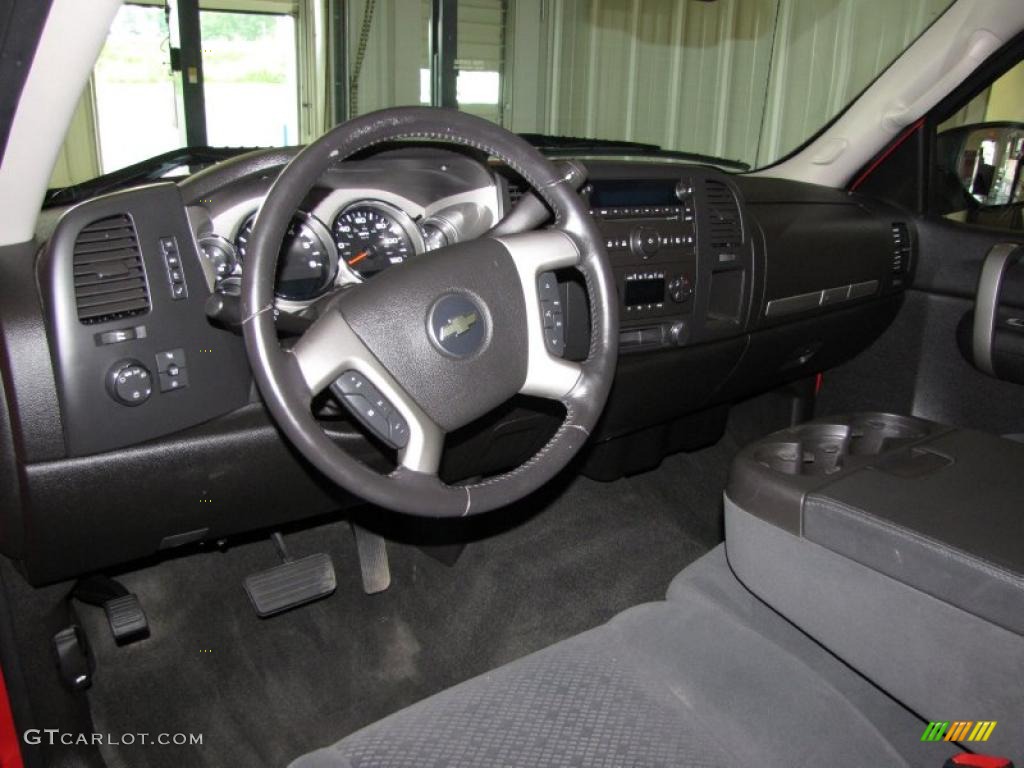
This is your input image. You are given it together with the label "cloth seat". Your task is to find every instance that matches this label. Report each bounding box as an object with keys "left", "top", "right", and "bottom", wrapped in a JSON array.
[{"left": 289, "top": 547, "right": 957, "bottom": 768}]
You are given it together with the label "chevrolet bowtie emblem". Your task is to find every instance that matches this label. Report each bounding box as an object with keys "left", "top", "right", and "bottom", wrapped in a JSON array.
[{"left": 439, "top": 312, "right": 479, "bottom": 341}]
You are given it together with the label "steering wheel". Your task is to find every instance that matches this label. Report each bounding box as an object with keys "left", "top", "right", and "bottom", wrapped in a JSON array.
[{"left": 241, "top": 107, "right": 618, "bottom": 517}]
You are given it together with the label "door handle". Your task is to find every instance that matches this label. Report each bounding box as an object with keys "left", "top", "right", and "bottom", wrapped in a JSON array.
[{"left": 972, "top": 242, "right": 1023, "bottom": 377}]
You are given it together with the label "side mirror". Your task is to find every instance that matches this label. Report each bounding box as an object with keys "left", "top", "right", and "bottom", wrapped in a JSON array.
[{"left": 935, "top": 122, "right": 1024, "bottom": 227}]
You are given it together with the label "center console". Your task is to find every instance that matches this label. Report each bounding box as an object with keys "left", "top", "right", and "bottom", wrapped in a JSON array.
[
  {"left": 726, "top": 414, "right": 1024, "bottom": 757},
  {"left": 584, "top": 169, "right": 755, "bottom": 353}
]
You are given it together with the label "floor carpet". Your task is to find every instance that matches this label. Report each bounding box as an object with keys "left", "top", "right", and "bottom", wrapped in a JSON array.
[{"left": 81, "top": 439, "right": 735, "bottom": 768}]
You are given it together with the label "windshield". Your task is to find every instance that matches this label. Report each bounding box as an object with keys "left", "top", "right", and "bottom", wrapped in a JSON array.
[{"left": 49, "top": 0, "right": 955, "bottom": 195}]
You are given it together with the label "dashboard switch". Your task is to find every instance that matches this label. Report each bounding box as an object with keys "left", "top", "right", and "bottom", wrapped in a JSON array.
[
  {"left": 156, "top": 348, "right": 186, "bottom": 372},
  {"left": 96, "top": 327, "right": 139, "bottom": 346},
  {"left": 155, "top": 348, "right": 188, "bottom": 393},
  {"left": 107, "top": 360, "right": 153, "bottom": 406},
  {"left": 330, "top": 370, "right": 409, "bottom": 449},
  {"left": 160, "top": 236, "right": 188, "bottom": 300},
  {"left": 159, "top": 368, "right": 189, "bottom": 393}
]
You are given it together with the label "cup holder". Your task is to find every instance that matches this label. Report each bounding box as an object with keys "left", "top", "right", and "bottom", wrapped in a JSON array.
[
  {"left": 847, "top": 413, "right": 930, "bottom": 456},
  {"left": 752, "top": 414, "right": 935, "bottom": 478},
  {"left": 754, "top": 424, "right": 851, "bottom": 476}
]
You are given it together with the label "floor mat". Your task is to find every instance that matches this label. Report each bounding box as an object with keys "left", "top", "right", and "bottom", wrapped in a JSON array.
[{"left": 82, "top": 444, "right": 733, "bottom": 768}]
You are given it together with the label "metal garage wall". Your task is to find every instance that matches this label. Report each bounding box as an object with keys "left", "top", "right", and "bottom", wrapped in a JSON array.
[
  {"left": 540, "top": 0, "right": 952, "bottom": 170},
  {"left": 758, "top": 0, "right": 952, "bottom": 166},
  {"left": 543, "top": 0, "right": 775, "bottom": 167},
  {"left": 346, "top": 0, "right": 425, "bottom": 116}
]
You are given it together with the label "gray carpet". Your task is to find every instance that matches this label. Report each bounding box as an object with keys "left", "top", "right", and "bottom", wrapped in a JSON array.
[{"left": 81, "top": 440, "right": 735, "bottom": 768}]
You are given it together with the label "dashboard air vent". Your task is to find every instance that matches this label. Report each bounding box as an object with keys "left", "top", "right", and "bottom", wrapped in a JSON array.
[
  {"left": 72, "top": 214, "right": 150, "bottom": 324},
  {"left": 705, "top": 179, "right": 742, "bottom": 248},
  {"left": 890, "top": 222, "right": 910, "bottom": 274}
]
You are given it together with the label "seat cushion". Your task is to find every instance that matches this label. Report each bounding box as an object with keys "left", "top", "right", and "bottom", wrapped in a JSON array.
[{"left": 290, "top": 548, "right": 954, "bottom": 768}]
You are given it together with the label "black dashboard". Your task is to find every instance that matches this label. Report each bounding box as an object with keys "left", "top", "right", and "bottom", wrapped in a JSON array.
[{"left": 0, "top": 146, "right": 915, "bottom": 583}]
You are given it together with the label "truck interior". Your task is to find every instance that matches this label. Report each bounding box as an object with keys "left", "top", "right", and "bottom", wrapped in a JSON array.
[{"left": 0, "top": 1, "right": 1022, "bottom": 766}]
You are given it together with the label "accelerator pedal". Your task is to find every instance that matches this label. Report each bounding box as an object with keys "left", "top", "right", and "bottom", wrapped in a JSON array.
[
  {"left": 245, "top": 532, "right": 336, "bottom": 617},
  {"left": 351, "top": 524, "right": 390, "bottom": 594}
]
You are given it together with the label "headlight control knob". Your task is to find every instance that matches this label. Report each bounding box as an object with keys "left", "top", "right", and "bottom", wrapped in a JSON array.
[{"left": 107, "top": 359, "right": 153, "bottom": 406}]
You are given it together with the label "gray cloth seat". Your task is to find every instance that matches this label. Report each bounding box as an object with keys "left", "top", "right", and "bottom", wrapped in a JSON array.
[{"left": 289, "top": 548, "right": 957, "bottom": 768}]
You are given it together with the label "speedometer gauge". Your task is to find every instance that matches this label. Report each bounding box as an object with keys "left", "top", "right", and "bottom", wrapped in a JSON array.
[
  {"left": 332, "top": 202, "right": 420, "bottom": 280},
  {"left": 235, "top": 213, "right": 337, "bottom": 302}
]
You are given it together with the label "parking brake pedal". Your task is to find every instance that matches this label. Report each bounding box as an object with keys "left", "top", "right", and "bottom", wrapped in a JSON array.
[
  {"left": 244, "top": 533, "right": 336, "bottom": 617},
  {"left": 71, "top": 575, "right": 149, "bottom": 645}
]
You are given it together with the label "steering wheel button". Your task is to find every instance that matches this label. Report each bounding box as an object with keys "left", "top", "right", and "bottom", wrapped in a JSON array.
[
  {"left": 334, "top": 386, "right": 393, "bottom": 446},
  {"left": 387, "top": 413, "right": 410, "bottom": 449},
  {"left": 335, "top": 371, "right": 368, "bottom": 394}
]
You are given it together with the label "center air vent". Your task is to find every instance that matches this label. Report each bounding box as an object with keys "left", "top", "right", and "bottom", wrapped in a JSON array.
[
  {"left": 705, "top": 179, "right": 743, "bottom": 248},
  {"left": 72, "top": 214, "right": 150, "bottom": 324},
  {"left": 890, "top": 222, "right": 910, "bottom": 274}
]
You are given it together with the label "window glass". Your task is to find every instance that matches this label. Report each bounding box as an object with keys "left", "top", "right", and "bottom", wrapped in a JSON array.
[
  {"left": 454, "top": 0, "right": 505, "bottom": 124},
  {"left": 934, "top": 61, "right": 1024, "bottom": 232},
  {"left": 93, "top": 4, "right": 185, "bottom": 173},
  {"left": 57, "top": 0, "right": 958, "bottom": 191},
  {"left": 200, "top": 11, "right": 299, "bottom": 148}
]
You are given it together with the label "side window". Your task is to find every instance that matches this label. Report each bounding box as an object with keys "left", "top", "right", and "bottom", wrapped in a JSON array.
[{"left": 933, "top": 60, "right": 1024, "bottom": 232}]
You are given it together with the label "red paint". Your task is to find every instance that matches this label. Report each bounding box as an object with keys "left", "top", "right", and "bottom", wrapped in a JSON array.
[
  {"left": 814, "top": 372, "right": 824, "bottom": 395},
  {"left": 849, "top": 118, "right": 924, "bottom": 191},
  {"left": 0, "top": 668, "right": 22, "bottom": 768},
  {"left": 950, "top": 755, "right": 1013, "bottom": 768}
]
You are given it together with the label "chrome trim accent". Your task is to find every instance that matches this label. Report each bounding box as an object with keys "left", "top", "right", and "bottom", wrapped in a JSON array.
[{"left": 973, "top": 243, "right": 1022, "bottom": 377}]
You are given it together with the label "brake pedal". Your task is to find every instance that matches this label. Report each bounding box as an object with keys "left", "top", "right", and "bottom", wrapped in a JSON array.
[
  {"left": 244, "top": 533, "right": 336, "bottom": 617},
  {"left": 352, "top": 524, "right": 390, "bottom": 594}
]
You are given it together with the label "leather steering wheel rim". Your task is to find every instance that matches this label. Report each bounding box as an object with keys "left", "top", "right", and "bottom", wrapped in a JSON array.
[{"left": 241, "top": 107, "right": 618, "bottom": 517}]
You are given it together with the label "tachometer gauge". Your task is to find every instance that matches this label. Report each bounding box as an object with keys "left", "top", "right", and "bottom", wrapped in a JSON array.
[
  {"left": 332, "top": 202, "right": 421, "bottom": 280},
  {"left": 235, "top": 213, "right": 337, "bottom": 301}
]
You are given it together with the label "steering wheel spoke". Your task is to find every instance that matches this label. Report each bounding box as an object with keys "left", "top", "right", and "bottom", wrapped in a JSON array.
[
  {"left": 243, "top": 107, "right": 615, "bottom": 516},
  {"left": 290, "top": 308, "right": 445, "bottom": 475},
  {"left": 495, "top": 231, "right": 585, "bottom": 400}
]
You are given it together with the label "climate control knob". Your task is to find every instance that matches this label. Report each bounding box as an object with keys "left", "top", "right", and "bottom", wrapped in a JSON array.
[
  {"left": 107, "top": 359, "right": 153, "bottom": 406},
  {"left": 668, "top": 276, "right": 693, "bottom": 302}
]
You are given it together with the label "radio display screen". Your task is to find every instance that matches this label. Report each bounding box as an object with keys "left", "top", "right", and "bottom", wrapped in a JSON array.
[
  {"left": 624, "top": 278, "right": 665, "bottom": 306},
  {"left": 590, "top": 180, "right": 679, "bottom": 207}
]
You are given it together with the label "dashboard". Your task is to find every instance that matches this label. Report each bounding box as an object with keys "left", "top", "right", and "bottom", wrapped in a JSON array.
[
  {"left": 0, "top": 145, "right": 915, "bottom": 584},
  {"left": 188, "top": 153, "right": 502, "bottom": 311}
]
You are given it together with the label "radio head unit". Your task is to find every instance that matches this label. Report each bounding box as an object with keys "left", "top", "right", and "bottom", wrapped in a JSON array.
[{"left": 587, "top": 179, "right": 683, "bottom": 209}]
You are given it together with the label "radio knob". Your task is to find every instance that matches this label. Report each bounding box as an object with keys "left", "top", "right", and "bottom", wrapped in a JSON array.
[{"left": 630, "top": 227, "right": 660, "bottom": 259}]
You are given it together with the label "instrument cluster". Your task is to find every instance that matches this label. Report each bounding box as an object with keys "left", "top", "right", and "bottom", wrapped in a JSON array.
[{"left": 197, "top": 199, "right": 430, "bottom": 306}]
